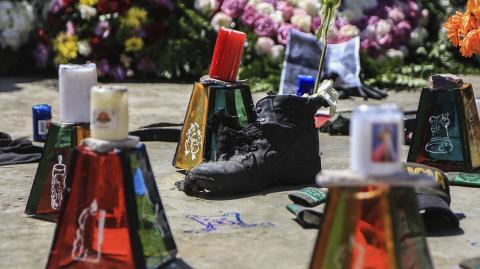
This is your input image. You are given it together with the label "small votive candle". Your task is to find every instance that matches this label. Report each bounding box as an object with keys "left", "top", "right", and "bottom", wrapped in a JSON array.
[
  {"left": 350, "top": 104, "right": 404, "bottom": 176},
  {"left": 91, "top": 86, "right": 129, "bottom": 141},
  {"left": 59, "top": 63, "right": 97, "bottom": 123}
]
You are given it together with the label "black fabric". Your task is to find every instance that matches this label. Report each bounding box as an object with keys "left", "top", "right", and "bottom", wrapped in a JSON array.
[
  {"left": 403, "top": 162, "right": 459, "bottom": 229},
  {"left": 0, "top": 132, "right": 43, "bottom": 166}
]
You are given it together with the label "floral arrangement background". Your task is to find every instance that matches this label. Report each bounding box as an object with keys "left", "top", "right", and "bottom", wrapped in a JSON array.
[{"left": 0, "top": 0, "right": 478, "bottom": 91}]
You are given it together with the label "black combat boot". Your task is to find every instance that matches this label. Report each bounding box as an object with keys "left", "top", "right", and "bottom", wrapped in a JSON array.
[{"left": 183, "top": 94, "right": 329, "bottom": 195}]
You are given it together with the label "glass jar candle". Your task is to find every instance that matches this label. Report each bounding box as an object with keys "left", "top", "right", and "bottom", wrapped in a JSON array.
[{"left": 350, "top": 104, "right": 404, "bottom": 175}]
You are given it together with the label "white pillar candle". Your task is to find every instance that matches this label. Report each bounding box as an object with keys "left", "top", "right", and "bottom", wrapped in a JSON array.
[
  {"left": 59, "top": 63, "right": 97, "bottom": 123},
  {"left": 350, "top": 104, "right": 404, "bottom": 176},
  {"left": 91, "top": 86, "right": 129, "bottom": 141}
]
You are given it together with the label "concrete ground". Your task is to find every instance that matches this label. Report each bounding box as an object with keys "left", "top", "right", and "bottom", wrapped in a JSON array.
[{"left": 1, "top": 76, "right": 480, "bottom": 269}]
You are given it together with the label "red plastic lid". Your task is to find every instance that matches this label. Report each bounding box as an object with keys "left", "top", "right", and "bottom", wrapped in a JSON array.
[{"left": 209, "top": 27, "right": 246, "bottom": 82}]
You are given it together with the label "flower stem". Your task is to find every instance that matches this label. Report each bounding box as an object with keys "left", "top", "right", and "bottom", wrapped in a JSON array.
[{"left": 313, "top": 7, "right": 333, "bottom": 94}]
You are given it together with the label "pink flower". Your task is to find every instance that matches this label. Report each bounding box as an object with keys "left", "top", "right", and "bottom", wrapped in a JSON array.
[
  {"left": 254, "top": 16, "right": 278, "bottom": 37},
  {"left": 388, "top": 7, "right": 405, "bottom": 23},
  {"left": 240, "top": 5, "right": 260, "bottom": 28},
  {"left": 392, "top": 20, "right": 412, "bottom": 42},
  {"left": 311, "top": 16, "right": 321, "bottom": 33},
  {"left": 66, "top": 20, "right": 75, "bottom": 35},
  {"left": 277, "top": 23, "right": 297, "bottom": 45},
  {"left": 220, "top": 0, "right": 246, "bottom": 18},
  {"left": 276, "top": 1, "right": 294, "bottom": 21}
]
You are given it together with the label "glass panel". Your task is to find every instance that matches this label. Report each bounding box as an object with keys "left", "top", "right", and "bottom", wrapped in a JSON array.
[
  {"left": 47, "top": 147, "right": 135, "bottom": 268},
  {"left": 310, "top": 187, "right": 397, "bottom": 269},
  {"left": 130, "top": 146, "right": 176, "bottom": 268},
  {"left": 174, "top": 82, "right": 209, "bottom": 170},
  {"left": 460, "top": 85, "right": 480, "bottom": 169}
]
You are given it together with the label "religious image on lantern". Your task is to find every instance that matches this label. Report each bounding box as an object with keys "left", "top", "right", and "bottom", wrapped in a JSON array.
[{"left": 371, "top": 123, "right": 398, "bottom": 162}]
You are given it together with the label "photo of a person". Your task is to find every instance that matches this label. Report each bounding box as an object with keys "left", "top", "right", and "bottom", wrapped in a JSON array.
[{"left": 372, "top": 124, "right": 398, "bottom": 162}]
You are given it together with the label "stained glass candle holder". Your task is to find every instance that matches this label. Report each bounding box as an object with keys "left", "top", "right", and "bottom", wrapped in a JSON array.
[
  {"left": 311, "top": 172, "right": 434, "bottom": 269},
  {"left": 173, "top": 77, "right": 255, "bottom": 170},
  {"left": 407, "top": 82, "right": 480, "bottom": 172},
  {"left": 46, "top": 138, "right": 177, "bottom": 269},
  {"left": 25, "top": 122, "right": 90, "bottom": 221},
  {"left": 173, "top": 28, "right": 255, "bottom": 170}
]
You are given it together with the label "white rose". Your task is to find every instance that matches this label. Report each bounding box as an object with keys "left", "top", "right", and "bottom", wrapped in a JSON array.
[
  {"left": 195, "top": 0, "right": 218, "bottom": 15},
  {"left": 375, "top": 19, "right": 392, "bottom": 37},
  {"left": 340, "top": 8, "right": 364, "bottom": 22},
  {"left": 78, "top": 40, "right": 92, "bottom": 56},
  {"left": 361, "top": 24, "right": 376, "bottom": 39},
  {"left": 79, "top": 4, "right": 97, "bottom": 20},
  {"left": 270, "top": 11, "right": 285, "bottom": 25},
  {"left": 386, "top": 49, "right": 404, "bottom": 60},
  {"left": 338, "top": 24, "right": 359, "bottom": 38},
  {"left": 291, "top": 14, "right": 312, "bottom": 33},
  {"left": 297, "top": 0, "right": 319, "bottom": 17},
  {"left": 210, "top": 12, "right": 233, "bottom": 32},
  {"left": 409, "top": 27, "right": 428, "bottom": 47},
  {"left": 256, "top": 2, "right": 275, "bottom": 16},
  {"left": 269, "top": 45, "right": 285, "bottom": 61},
  {"left": 255, "top": 37, "right": 275, "bottom": 56}
]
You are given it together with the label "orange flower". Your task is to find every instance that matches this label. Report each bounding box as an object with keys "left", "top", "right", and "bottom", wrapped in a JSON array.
[
  {"left": 460, "top": 29, "right": 480, "bottom": 57},
  {"left": 444, "top": 11, "right": 465, "bottom": 46},
  {"left": 462, "top": 12, "right": 478, "bottom": 35},
  {"left": 467, "top": 0, "right": 480, "bottom": 19}
]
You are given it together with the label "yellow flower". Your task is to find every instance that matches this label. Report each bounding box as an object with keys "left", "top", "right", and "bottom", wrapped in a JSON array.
[
  {"left": 79, "top": 0, "right": 97, "bottom": 5},
  {"left": 53, "top": 32, "right": 78, "bottom": 64},
  {"left": 122, "top": 7, "right": 148, "bottom": 29},
  {"left": 124, "top": 37, "right": 144, "bottom": 52}
]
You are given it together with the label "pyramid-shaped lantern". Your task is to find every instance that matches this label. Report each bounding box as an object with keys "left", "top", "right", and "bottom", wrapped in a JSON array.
[
  {"left": 25, "top": 64, "right": 96, "bottom": 221},
  {"left": 46, "top": 86, "right": 177, "bottom": 268},
  {"left": 311, "top": 104, "right": 433, "bottom": 269},
  {"left": 407, "top": 74, "right": 480, "bottom": 172},
  {"left": 173, "top": 27, "right": 255, "bottom": 170}
]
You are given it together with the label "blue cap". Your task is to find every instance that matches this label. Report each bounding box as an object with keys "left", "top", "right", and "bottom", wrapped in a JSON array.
[{"left": 296, "top": 75, "right": 315, "bottom": 96}]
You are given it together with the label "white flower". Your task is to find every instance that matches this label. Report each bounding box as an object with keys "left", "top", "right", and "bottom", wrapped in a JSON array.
[
  {"left": 375, "top": 19, "right": 392, "bottom": 37},
  {"left": 297, "top": 0, "right": 319, "bottom": 17},
  {"left": 256, "top": 2, "right": 275, "bottom": 16},
  {"left": 78, "top": 40, "right": 92, "bottom": 56},
  {"left": 269, "top": 45, "right": 285, "bottom": 61},
  {"left": 419, "top": 9, "right": 429, "bottom": 27},
  {"left": 0, "top": 1, "right": 35, "bottom": 51},
  {"left": 270, "top": 11, "right": 285, "bottom": 25},
  {"left": 338, "top": 24, "right": 359, "bottom": 38},
  {"left": 386, "top": 49, "right": 404, "bottom": 60},
  {"left": 195, "top": 0, "right": 218, "bottom": 15},
  {"left": 210, "top": 12, "right": 234, "bottom": 32},
  {"left": 255, "top": 37, "right": 275, "bottom": 56},
  {"left": 79, "top": 4, "right": 97, "bottom": 20},
  {"left": 341, "top": 8, "right": 364, "bottom": 22},
  {"left": 409, "top": 27, "right": 428, "bottom": 47},
  {"left": 291, "top": 14, "right": 312, "bottom": 33}
]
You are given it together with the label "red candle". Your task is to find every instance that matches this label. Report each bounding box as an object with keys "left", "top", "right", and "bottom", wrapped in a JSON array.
[{"left": 209, "top": 27, "right": 246, "bottom": 82}]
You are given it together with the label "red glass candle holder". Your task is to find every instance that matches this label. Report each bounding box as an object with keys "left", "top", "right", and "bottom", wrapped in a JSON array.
[{"left": 46, "top": 143, "right": 177, "bottom": 268}]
